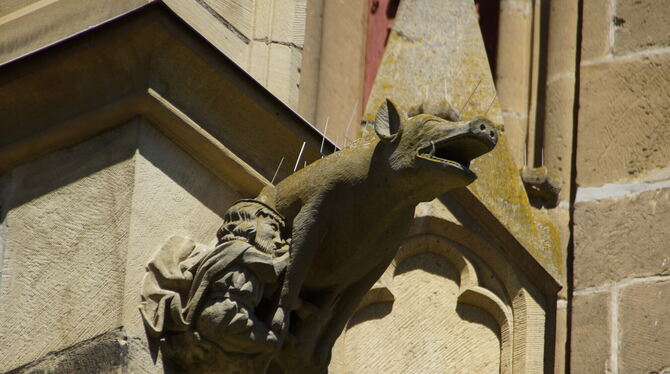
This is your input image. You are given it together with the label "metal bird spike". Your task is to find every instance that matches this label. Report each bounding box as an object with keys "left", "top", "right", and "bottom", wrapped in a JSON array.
[
  {"left": 271, "top": 156, "right": 284, "bottom": 184},
  {"left": 320, "top": 117, "right": 330, "bottom": 157},
  {"left": 484, "top": 93, "right": 497, "bottom": 116},
  {"left": 459, "top": 78, "right": 482, "bottom": 117},
  {"left": 293, "top": 142, "right": 306, "bottom": 172}
]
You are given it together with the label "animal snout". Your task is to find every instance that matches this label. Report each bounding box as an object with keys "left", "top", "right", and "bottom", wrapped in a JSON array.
[{"left": 469, "top": 119, "right": 498, "bottom": 147}]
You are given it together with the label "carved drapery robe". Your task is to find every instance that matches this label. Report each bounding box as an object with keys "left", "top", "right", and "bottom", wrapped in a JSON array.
[{"left": 139, "top": 236, "right": 283, "bottom": 348}]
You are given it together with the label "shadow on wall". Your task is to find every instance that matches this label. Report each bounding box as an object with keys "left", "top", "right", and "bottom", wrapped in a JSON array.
[{"left": 3, "top": 119, "right": 236, "bottom": 218}]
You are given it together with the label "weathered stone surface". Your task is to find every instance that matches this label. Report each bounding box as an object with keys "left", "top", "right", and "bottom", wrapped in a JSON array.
[
  {"left": 340, "top": 253, "right": 500, "bottom": 374},
  {"left": 123, "top": 121, "right": 243, "bottom": 339},
  {"left": 7, "top": 329, "right": 126, "bottom": 374},
  {"left": 0, "top": 0, "right": 146, "bottom": 64},
  {"left": 619, "top": 278, "right": 670, "bottom": 373},
  {"left": 201, "top": 0, "right": 255, "bottom": 39},
  {"left": 308, "top": 0, "right": 368, "bottom": 145},
  {"left": 580, "top": 0, "right": 611, "bottom": 61},
  {"left": 0, "top": 0, "right": 41, "bottom": 17},
  {"left": 0, "top": 124, "right": 136, "bottom": 372},
  {"left": 577, "top": 53, "right": 670, "bottom": 186},
  {"left": 363, "top": 0, "right": 562, "bottom": 280},
  {"left": 553, "top": 301, "right": 567, "bottom": 374},
  {"left": 543, "top": 76, "right": 576, "bottom": 199},
  {"left": 0, "top": 118, "right": 248, "bottom": 372},
  {"left": 0, "top": 0, "right": 306, "bottom": 109},
  {"left": 543, "top": 0, "right": 578, "bottom": 207},
  {"left": 497, "top": 0, "right": 533, "bottom": 112},
  {"left": 570, "top": 292, "right": 611, "bottom": 373},
  {"left": 614, "top": 0, "right": 670, "bottom": 55},
  {"left": 574, "top": 188, "right": 670, "bottom": 288},
  {"left": 546, "top": 0, "right": 578, "bottom": 76},
  {"left": 496, "top": 0, "right": 532, "bottom": 166}
]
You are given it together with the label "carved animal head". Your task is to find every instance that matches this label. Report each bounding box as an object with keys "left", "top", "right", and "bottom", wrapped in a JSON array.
[{"left": 374, "top": 99, "right": 498, "bottom": 188}]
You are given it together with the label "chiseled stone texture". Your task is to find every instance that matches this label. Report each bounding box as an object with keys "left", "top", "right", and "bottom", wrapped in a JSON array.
[
  {"left": 570, "top": 292, "right": 611, "bottom": 373},
  {"left": 619, "top": 278, "right": 670, "bottom": 373},
  {"left": 577, "top": 53, "right": 670, "bottom": 186},
  {"left": 0, "top": 125, "right": 136, "bottom": 371},
  {"left": 0, "top": 0, "right": 146, "bottom": 64},
  {"left": 7, "top": 329, "right": 126, "bottom": 374},
  {"left": 614, "top": 0, "right": 670, "bottom": 55},
  {"left": 364, "top": 0, "right": 562, "bottom": 279},
  {"left": 0, "top": 118, "right": 245, "bottom": 372},
  {"left": 337, "top": 253, "right": 500, "bottom": 374},
  {"left": 581, "top": 0, "right": 611, "bottom": 61},
  {"left": 122, "top": 121, "right": 241, "bottom": 340},
  {"left": 574, "top": 188, "right": 670, "bottom": 288}
]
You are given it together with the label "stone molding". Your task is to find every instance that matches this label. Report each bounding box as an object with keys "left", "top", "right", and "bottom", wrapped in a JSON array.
[
  {"left": 0, "top": 2, "right": 332, "bottom": 193},
  {"left": 335, "top": 211, "right": 556, "bottom": 373}
]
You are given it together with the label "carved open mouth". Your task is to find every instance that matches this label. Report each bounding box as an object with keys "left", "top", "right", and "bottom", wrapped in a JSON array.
[{"left": 416, "top": 133, "right": 496, "bottom": 174}]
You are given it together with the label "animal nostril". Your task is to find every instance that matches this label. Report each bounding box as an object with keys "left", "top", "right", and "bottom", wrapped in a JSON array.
[
  {"left": 480, "top": 124, "right": 486, "bottom": 131},
  {"left": 490, "top": 131, "right": 495, "bottom": 138}
]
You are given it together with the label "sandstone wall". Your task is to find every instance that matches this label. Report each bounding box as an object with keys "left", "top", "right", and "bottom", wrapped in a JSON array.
[
  {"left": 0, "top": 0, "right": 305, "bottom": 109},
  {"left": 570, "top": 0, "right": 670, "bottom": 372},
  {"left": 0, "top": 119, "right": 246, "bottom": 373}
]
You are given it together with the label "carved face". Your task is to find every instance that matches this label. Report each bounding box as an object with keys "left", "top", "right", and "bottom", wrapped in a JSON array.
[
  {"left": 374, "top": 100, "right": 498, "bottom": 185},
  {"left": 253, "top": 214, "right": 284, "bottom": 254}
]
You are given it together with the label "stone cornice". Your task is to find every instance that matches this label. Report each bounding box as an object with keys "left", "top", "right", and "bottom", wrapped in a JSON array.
[{"left": 0, "top": 2, "right": 333, "bottom": 195}]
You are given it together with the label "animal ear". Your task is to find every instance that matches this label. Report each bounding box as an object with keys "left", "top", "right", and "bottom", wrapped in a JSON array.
[{"left": 374, "top": 99, "right": 403, "bottom": 142}]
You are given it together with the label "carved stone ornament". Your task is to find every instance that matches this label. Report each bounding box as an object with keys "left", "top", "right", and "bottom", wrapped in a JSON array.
[{"left": 140, "top": 100, "right": 498, "bottom": 373}]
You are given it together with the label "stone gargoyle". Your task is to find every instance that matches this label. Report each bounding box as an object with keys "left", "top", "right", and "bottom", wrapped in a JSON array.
[{"left": 140, "top": 100, "right": 498, "bottom": 373}]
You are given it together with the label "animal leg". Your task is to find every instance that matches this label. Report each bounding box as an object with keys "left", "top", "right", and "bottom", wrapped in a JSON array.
[{"left": 271, "top": 204, "right": 327, "bottom": 340}]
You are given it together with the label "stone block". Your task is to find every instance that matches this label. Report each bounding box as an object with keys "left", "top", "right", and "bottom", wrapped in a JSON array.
[
  {"left": 553, "top": 301, "right": 567, "bottom": 374},
  {"left": 254, "top": 0, "right": 305, "bottom": 46},
  {"left": 500, "top": 113, "right": 526, "bottom": 167},
  {"left": 201, "top": 0, "right": 254, "bottom": 39},
  {"left": 619, "top": 278, "right": 670, "bottom": 373},
  {"left": 0, "top": 0, "right": 145, "bottom": 64},
  {"left": 574, "top": 188, "right": 670, "bottom": 288},
  {"left": 614, "top": 0, "right": 670, "bottom": 55},
  {"left": 122, "top": 121, "right": 242, "bottom": 338},
  {"left": 581, "top": 0, "right": 611, "bottom": 61},
  {"left": 543, "top": 76, "right": 576, "bottom": 195},
  {"left": 248, "top": 41, "right": 270, "bottom": 85},
  {"left": 0, "top": 0, "right": 41, "bottom": 18},
  {"left": 266, "top": 43, "right": 297, "bottom": 107},
  {"left": 0, "top": 119, "right": 246, "bottom": 372},
  {"left": 312, "top": 0, "right": 367, "bottom": 144},
  {"left": 7, "top": 329, "right": 126, "bottom": 374},
  {"left": 577, "top": 53, "right": 670, "bottom": 186},
  {"left": 252, "top": 0, "right": 273, "bottom": 39},
  {"left": 570, "top": 291, "right": 611, "bottom": 373},
  {"left": 496, "top": 0, "right": 533, "bottom": 115},
  {"left": 0, "top": 125, "right": 136, "bottom": 372},
  {"left": 546, "top": 0, "right": 578, "bottom": 76}
]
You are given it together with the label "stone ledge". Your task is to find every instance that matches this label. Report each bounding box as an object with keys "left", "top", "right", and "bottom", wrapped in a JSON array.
[
  {"left": 0, "top": 2, "right": 333, "bottom": 192},
  {"left": 6, "top": 329, "right": 127, "bottom": 374}
]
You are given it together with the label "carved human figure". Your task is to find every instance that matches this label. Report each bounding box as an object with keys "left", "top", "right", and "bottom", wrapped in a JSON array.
[{"left": 139, "top": 199, "right": 290, "bottom": 373}]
